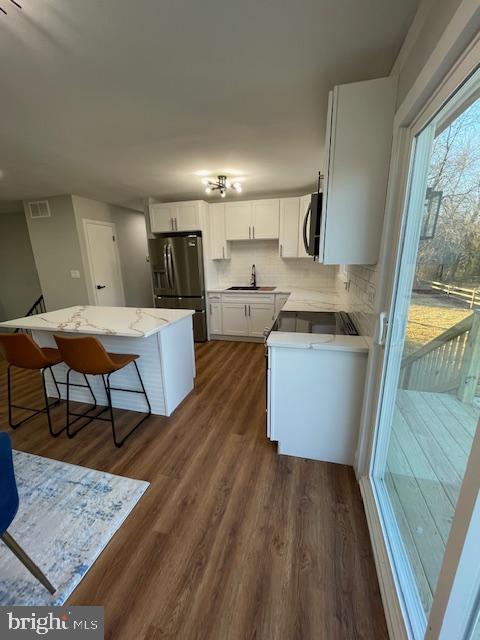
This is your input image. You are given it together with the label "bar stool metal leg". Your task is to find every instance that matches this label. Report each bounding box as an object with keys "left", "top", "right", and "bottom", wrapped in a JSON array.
[
  {"left": 101, "top": 362, "right": 152, "bottom": 448},
  {"left": 8, "top": 364, "right": 62, "bottom": 432},
  {"left": 40, "top": 366, "right": 66, "bottom": 438},
  {"left": 65, "top": 369, "right": 110, "bottom": 439}
]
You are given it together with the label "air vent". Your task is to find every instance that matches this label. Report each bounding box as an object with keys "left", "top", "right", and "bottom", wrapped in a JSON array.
[{"left": 28, "top": 201, "right": 51, "bottom": 219}]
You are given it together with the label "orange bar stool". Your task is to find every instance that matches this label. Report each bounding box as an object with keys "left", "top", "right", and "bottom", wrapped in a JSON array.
[
  {"left": 53, "top": 335, "right": 152, "bottom": 448},
  {"left": 0, "top": 333, "right": 65, "bottom": 437}
]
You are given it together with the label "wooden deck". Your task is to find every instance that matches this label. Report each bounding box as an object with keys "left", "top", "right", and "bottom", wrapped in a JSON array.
[{"left": 385, "top": 389, "right": 479, "bottom": 613}]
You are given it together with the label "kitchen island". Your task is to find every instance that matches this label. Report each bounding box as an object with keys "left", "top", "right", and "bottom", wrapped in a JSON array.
[{"left": 0, "top": 306, "right": 196, "bottom": 416}]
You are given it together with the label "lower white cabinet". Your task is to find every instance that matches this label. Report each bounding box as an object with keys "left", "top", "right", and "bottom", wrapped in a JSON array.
[
  {"left": 222, "top": 302, "right": 249, "bottom": 336},
  {"left": 248, "top": 303, "right": 275, "bottom": 337},
  {"left": 267, "top": 344, "right": 368, "bottom": 464},
  {"left": 208, "top": 299, "right": 222, "bottom": 335},
  {"left": 207, "top": 293, "right": 278, "bottom": 339}
]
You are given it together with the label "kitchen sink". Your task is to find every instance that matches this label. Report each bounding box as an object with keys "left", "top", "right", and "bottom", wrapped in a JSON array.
[{"left": 227, "top": 286, "right": 260, "bottom": 291}]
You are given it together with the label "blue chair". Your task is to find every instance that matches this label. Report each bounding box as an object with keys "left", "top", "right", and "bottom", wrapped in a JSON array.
[{"left": 0, "top": 432, "right": 55, "bottom": 594}]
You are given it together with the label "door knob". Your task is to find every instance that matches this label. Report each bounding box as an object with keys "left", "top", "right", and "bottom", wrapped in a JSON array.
[{"left": 96, "top": 285, "right": 106, "bottom": 290}]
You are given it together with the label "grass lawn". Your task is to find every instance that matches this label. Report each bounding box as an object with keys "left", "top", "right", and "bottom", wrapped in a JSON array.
[{"left": 405, "top": 293, "right": 472, "bottom": 354}]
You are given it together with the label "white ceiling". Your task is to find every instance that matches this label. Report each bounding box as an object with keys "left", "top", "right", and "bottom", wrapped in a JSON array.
[{"left": 0, "top": 0, "right": 418, "bottom": 208}]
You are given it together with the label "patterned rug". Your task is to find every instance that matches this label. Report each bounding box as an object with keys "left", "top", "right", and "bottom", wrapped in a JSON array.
[{"left": 0, "top": 451, "right": 149, "bottom": 605}]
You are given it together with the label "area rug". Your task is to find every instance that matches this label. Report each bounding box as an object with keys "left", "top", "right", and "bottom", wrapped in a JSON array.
[{"left": 0, "top": 451, "right": 149, "bottom": 606}]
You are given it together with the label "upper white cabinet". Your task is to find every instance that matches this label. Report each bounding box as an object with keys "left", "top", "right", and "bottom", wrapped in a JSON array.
[
  {"left": 225, "top": 199, "right": 279, "bottom": 241},
  {"left": 224, "top": 202, "right": 252, "bottom": 240},
  {"left": 252, "top": 199, "right": 280, "bottom": 239},
  {"left": 150, "top": 203, "right": 176, "bottom": 233},
  {"left": 320, "top": 76, "right": 396, "bottom": 265},
  {"left": 176, "top": 202, "right": 201, "bottom": 231},
  {"left": 150, "top": 200, "right": 203, "bottom": 233},
  {"left": 279, "top": 197, "right": 310, "bottom": 259},
  {"left": 208, "top": 203, "right": 230, "bottom": 260}
]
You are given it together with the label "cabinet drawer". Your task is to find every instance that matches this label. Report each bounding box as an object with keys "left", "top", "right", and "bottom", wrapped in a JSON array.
[{"left": 222, "top": 293, "right": 274, "bottom": 304}]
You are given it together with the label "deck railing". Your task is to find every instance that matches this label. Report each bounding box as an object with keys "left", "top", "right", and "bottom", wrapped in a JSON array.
[{"left": 400, "top": 311, "right": 480, "bottom": 404}]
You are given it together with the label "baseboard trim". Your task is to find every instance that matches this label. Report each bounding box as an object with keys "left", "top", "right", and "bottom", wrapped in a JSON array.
[{"left": 360, "top": 477, "right": 410, "bottom": 640}]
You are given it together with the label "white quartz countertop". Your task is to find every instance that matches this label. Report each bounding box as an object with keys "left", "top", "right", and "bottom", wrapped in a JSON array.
[
  {"left": 267, "top": 331, "right": 369, "bottom": 352},
  {"left": 0, "top": 306, "right": 195, "bottom": 338},
  {"left": 208, "top": 286, "right": 368, "bottom": 313}
]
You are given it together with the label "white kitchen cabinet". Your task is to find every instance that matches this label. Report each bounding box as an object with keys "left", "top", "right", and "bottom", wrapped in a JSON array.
[
  {"left": 225, "top": 199, "right": 279, "bottom": 241},
  {"left": 279, "top": 198, "right": 300, "bottom": 258},
  {"left": 150, "top": 203, "right": 176, "bottom": 233},
  {"left": 208, "top": 203, "right": 230, "bottom": 260},
  {"left": 298, "top": 195, "right": 311, "bottom": 259},
  {"left": 176, "top": 202, "right": 201, "bottom": 231},
  {"left": 225, "top": 202, "right": 253, "bottom": 240},
  {"left": 252, "top": 199, "right": 279, "bottom": 239},
  {"left": 267, "top": 344, "right": 368, "bottom": 464},
  {"left": 320, "top": 76, "right": 396, "bottom": 265},
  {"left": 208, "top": 292, "right": 275, "bottom": 340},
  {"left": 208, "top": 300, "right": 222, "bottom": 335},
  {"left": 248, "top": 303, "right": 276, "bottom": 337},
  {"left": 222, "top": 302, "right": 249, "bottom": 336},
  {"left": 150, "top": 200, "right": 203, "bottom": 233}
]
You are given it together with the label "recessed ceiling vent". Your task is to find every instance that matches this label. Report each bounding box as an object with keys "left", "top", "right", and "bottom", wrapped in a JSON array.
[{"left": 28, "top": 201, "right": 51, "bottom": 219}]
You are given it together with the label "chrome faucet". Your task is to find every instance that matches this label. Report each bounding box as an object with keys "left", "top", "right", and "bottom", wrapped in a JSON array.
[{"left": 250, "top": 264, "right": 256, "bottom": 288}]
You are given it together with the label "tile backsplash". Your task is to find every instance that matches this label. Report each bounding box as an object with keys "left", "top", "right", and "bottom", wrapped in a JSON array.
[
  {"left": 345, "top": 264, "right": 379, "bottom": 337},
  {"left": 211, "top": 240, "right": 337, "bottom": 289}
]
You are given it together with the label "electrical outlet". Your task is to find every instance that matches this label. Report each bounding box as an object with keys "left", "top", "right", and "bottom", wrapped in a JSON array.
[{"left": 70, "top": 270, "right": 81, "bottom": 279}]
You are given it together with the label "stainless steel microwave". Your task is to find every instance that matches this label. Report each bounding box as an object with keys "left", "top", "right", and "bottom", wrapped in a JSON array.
[{"left": 302, "top": 192, "right": 323, "bottom": 257}]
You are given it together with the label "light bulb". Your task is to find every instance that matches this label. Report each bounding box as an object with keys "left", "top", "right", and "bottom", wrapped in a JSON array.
[
  {"left": 220, "top": 189, "right": 226, "bottom": 198},
  {"left": 225, "top": 179, "right": 231, "bottom": 188},
  {"left": 205, "top": 186, "right": 211, "bottom": 194},
  {"left": 233, "top": 182, "right": 242, "bottom": 192}
]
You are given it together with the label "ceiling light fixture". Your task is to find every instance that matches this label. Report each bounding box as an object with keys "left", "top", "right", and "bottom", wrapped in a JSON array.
[
  {"left": 202, "top": 175, "right": 242, "bottom": 198},
  {"left": 0, "top": 0, "right": 22, "bottom": 15}
]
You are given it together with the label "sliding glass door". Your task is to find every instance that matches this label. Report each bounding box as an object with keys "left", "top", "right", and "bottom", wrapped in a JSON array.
[{"left": 371, "top": 69, "right": 480, "bottom": 637}]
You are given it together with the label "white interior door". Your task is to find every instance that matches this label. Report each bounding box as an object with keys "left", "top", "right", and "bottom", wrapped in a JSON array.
[{"left": 84, "top": 221, "right": 125, "bottom": 307}]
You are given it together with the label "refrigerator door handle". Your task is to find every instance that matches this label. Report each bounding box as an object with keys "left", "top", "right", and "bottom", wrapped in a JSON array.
[
  {"left": 167, "top": 244, "right": 175, "bottom": 289},
  {"left": 163, "top": 244, "right": 171, "bottom": 289}
]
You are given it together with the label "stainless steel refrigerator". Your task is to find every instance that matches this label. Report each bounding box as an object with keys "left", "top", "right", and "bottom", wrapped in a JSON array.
[{"left": 148, "top": 232, "right": 207, "bottom": 342}]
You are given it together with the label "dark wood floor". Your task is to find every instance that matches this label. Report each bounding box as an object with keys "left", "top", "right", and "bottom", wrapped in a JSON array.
[{"left": 1, "top": 341, "right": 388, "bottom": 640}]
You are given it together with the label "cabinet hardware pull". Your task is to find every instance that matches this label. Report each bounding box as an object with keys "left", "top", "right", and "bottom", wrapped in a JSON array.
[
  {"left": 209, "top": 304, "right": 212, "bottom": 314},
  {"left": 253, "top": 226, "right": 255, "bottom": 239},
  {"left": 171, "top": 218, "right": 174, "bottom": 230},
  {"left": 249, "top": 304, "right": 251, "bottom": 316},
  {"left": 280, "top": 244, "right": 283, "bottom": 257},
  {"left": 175, "top": 218, "right": 178, "bottom": 231},
  {"left": 248, "top": 226, "right": 251, "bottom": 239},
  {"left": 222, "top": 246, "right": 225, "bottom": 258},
  {"left": 244, "top": 304, "right": 247, "bottom": 316}
]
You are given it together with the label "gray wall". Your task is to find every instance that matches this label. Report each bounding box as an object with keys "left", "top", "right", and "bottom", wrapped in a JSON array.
[
  {"left": 72, "top": 195, "right": 152, "bottom": 308},
  {"left": 24, "top": 195, "right": 89, "bottom": 311},
  {"left": 395, "top": 0, "right": 464, "bottom": 107},
  {"left": 110, "top": 205, "right": 152, "bottom": 308},
  {"left": 0, "top": 211, "right": 42, "bottom": 321}
]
